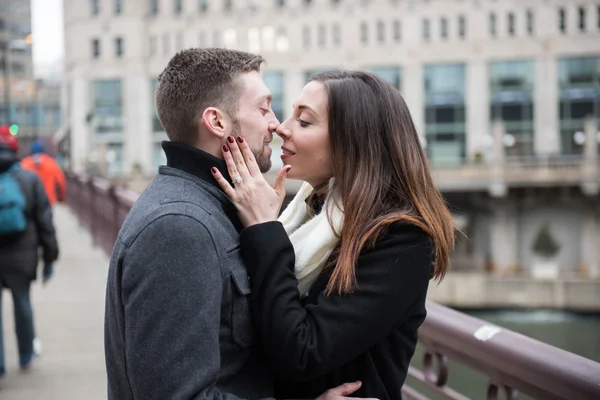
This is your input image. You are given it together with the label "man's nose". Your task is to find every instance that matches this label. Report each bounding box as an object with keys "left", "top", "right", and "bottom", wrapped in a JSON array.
[{"left": 275, "top": 120, "right": 291, "bottom": 139}]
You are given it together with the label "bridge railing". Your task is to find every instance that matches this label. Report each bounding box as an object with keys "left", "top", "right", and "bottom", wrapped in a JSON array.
[{"left": 64, "top": 171, "right": 600, "bottom": 400}]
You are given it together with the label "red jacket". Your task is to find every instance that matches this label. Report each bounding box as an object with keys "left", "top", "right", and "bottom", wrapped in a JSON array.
[{"left": 21, "top": 154, "right": 67, "bottom": 206}]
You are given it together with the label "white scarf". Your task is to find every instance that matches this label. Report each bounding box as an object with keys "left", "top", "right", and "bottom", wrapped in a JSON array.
[{"left": 277, "top": 179, "right": 344, "bottom": 297}]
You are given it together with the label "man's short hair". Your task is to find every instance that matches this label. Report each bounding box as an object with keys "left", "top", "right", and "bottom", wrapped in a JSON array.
[{"left": 155, "top": 48, "right": 264, "bottom": 144}]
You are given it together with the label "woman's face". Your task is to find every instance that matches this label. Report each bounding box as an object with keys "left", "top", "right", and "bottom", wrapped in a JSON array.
[{"left": 276, "top": 81, "right": 333, "bottom": 189}]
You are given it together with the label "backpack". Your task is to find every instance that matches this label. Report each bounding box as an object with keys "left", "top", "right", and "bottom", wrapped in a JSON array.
[{"left": 0, "top": 165, "right": 28, "bottom": 236}]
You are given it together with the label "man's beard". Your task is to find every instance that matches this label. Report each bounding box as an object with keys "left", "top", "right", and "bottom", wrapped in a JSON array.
[{"left": 230, "top": 121, "right": 272, "bottom": 173}]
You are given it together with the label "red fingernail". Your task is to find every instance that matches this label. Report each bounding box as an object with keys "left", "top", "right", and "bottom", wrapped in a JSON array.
[
  {"left": 211, "top": 167, "right": 217, "bottom": 173},
  {"left": 222, "top": 144, "right": 229, "bottom": 152},
  {"left": 227, "top": 136, "right": 235, "bottom": 143},
  {"left": 237, "top": 136, "right": 244, "bottom": 143},
  {"left": 286, "top": 166, "right": 292, "bottom": 173}
]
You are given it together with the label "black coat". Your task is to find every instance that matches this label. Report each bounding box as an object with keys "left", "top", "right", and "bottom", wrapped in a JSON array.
[
  {"left": 0, "top": 151, "right": 59, "bottom": 280},
  {"left": 240, "top": 221, "right": 433, "bottom": 400}
]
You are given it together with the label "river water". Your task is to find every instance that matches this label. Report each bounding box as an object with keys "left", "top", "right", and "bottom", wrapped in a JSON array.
[{"left": 406, "top": 308, "right": 600, "bottom": 399}]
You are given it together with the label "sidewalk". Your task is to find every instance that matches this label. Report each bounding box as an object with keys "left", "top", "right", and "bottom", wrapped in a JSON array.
[{"left": 1, "top": 205, "right": 109, "bottom": 399}]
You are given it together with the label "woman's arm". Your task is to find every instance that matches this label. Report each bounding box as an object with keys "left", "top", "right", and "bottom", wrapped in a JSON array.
[{"left": 240, "top": 221, "right": 433, "bottom": 382}]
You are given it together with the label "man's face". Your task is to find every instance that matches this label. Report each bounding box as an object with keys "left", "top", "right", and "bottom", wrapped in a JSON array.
[{"left": 229, "top": 71, "right": 280, "bottom": 173}]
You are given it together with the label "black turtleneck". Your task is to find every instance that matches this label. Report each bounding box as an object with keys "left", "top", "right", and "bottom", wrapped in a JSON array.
[
  {"left": 162, "top": 140, "right": 232, "bottom": 191},
  {"left": 161, "top": 140, "right": 243, "bottom": 231}
]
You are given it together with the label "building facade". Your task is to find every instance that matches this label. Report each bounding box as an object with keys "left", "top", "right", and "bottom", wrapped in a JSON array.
[{"left": 63, "top": 0, "right": 600, "bottom": 290}]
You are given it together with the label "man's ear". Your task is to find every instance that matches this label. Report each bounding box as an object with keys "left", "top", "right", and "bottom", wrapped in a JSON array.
[{"left": 201, "top": 107, "right": 229, "bottom": 139}]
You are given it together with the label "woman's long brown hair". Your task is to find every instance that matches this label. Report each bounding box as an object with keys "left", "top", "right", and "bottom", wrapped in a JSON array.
[{"left": 308, "top": 71, "right": 458, "bottom": 295}]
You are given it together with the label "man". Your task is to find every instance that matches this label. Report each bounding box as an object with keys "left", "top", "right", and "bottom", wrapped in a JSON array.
[
  {"left": 0, "top": 128, "right": 59, "bottom": 378},
  {"left": 20, "top": 140, "right": 67, "bottom": 207},
  {"left": 104, "top": 48, "right": 364, "bottom": 400}
]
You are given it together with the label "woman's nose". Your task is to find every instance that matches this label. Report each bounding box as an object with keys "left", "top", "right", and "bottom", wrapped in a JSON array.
[{"left": 276, "top": 119, "right": 292, "bottom": 139}]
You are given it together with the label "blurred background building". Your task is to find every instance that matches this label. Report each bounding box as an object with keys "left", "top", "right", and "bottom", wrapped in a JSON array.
[
  {"left": 0, "top": 0, "right": 62, "bottom": 154},
  {"left": 58, "top": 0, "right": 600, "bottom": 307}
]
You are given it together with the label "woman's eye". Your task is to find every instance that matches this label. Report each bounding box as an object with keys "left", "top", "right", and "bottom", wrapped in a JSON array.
[
  {"left": 260, "top": 108, "right": 270, "bottom": 115},
  {"left": 296, "top": 118, "right": 311, "bottom": 128}
]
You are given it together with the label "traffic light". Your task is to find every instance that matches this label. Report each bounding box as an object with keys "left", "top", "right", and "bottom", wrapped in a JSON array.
[{"left": 9, "top": 124, "right": 18, "bottom": 135}]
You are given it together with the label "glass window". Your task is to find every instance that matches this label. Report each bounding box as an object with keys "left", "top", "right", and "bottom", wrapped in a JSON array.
[
  {"left": 578, "top": 7, "right": 586, "bottom": 32},
  {"left": 440, "top": 18, "right": 448, "bottom": 39},
  {"left": 115, "top": 37, "right": 123, "bottom": 57},
  {"left": 115, "top": 0, "right": 123, "bottom": 14},
  {"left": 423, "top": 19, "right": 430, "bottom": 41},
  {"left": 92, "top": 39, "right": 100, "bottom": 58},
  {"left": 318, "top": 24, "right": 326, "bottom": 48},
  {"left": 360, "top": 22, "right": 368, "bottom": 45},
  {"left": 377, "top": 20, "right": 385, "bottom": 44},
  {"left": 489, "top": 60, "right": 535, "bottom": 156},
  {"left": 332, "top": 24, "right": 341, "bottom": 46},
  {"left": 424, "top": 64, "right": 466, "bottom": 165},
  {"left": 150, "top": 0, "right": 159, "bottom": 14},
  {"left": 526, "top": 10, "right": 534, "bottom": 35},
  {"left": 458, "top": 15, "right": 465, "bottom": 39},
  {"left": 175, "top": 0, "right": 183, "bottom": 13},
  {"left": 93, "top": 80, "right": 123, "bottom": 133},
  {"left": 558, "top": 56, "right": 600, "bottom": 154},
  {"left": 559, "top": 8, "right": 566, "bottom": 33},
  {"left": 263, "top": 71, "right": 285, "bottom": 122},
  {"left": 393, "top": 20, "right": 401, "bottom": 42},
  {"left": 371, "top": 66, "right": 401, "bottom": 90},
  {"left": 508, "top": 13, "right": 515, "bottom": 36},
  {"left": 490, "top": 13, "right": 496, "bottom": 37},
  {"left": 199, "top": 0, "right": 209, "bottom": 12},
  {"left": 91, "top": 0, "right": 100, "bottom": 16},
  {"left": 303, "top": 25, "right": 311, "bottom": 49}
]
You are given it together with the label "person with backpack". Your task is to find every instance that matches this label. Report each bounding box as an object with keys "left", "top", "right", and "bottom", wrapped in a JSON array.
[
  {"left": 20, "top": 140, "right": 67, "bottom": 207},
  {"left": 0, "top": 127, "right": 59, "bottom": 378}
]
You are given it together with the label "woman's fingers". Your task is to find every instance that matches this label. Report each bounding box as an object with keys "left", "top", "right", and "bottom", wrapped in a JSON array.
[
  {"left": 225, "top": 136, "right": 251, "bottom": 179},
  {"left": 236, "top": 136, "right": 261, "bottom": 177},
  {"left": 210, "top": 167, "right": 236, "bottom": 199}
]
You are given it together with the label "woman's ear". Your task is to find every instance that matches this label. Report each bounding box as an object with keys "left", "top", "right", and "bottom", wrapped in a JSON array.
[{"left": 201, "top": 107, "right": 228, "bottom": 139}]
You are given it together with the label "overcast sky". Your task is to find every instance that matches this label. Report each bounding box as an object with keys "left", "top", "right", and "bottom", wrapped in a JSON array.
[{"left": 31, "top": 0, "right": 64, "bottom": 69}]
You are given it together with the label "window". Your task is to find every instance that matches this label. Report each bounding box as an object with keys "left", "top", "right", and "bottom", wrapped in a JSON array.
[
  {"left": 150, "top": 0, "right": 159, "bottom": 14},
  {"left": 303, "top": 25, "right": 311, "bottom": 49},
  {"left": 393, "top": 20, "right": 401, "bottom": 42},
  {"left": 559, "top": 8, "right": 566, "bottom": 33},
  {"left": 440, "top": 18, "right": 448, "bottom": 39},
  {"left": 175, "top": 0, "right": 183, "bottom": 13},
  {"left": 318, "top": 24, "right": 326, "bottom": 48},
  {"left": 526, "top": 10, "right": 534, "bottom": 35},
  {"left": 508, "top": 13, "right": 515, "bottom": 36},
  {"left": 91, "top": 0, "right": 100, "bottom": 16},
  {"left": 598, "top": 6, "right": 600, "bottom": 31},
  {"left": 277, "top": 0, "right": 285, "bottom": 7},
  {"left": 578, "top": 7, "right": 586, "bottom": 32},
  {"left": 92, "top": 39, "right": 100, "bottom": 58},
  {"left": 424, "top": 64, "right": 466, "bottom": 165},
  {"left": 213, "top": 30, "right": 221, "bottom": 47},
  {"left": 332, "top": 23, "right": 341, "bottom": 46},
  {"left": 490, "top": 13, "right": 496, "bottom": 37},
  {"left": 360, "top": 22, "right": 368, "bottom": 45},
  {"left": 263, "top": 71, "right": 285, "bottom": 121},
  {"left": 423, "top": 19, "right": 430, "bottom": 41},
  {"left": 115, "top": 37, "right": 123, "bottom": 57},
  {"left": 93, "top": 80, "right": 123, "bottom": 133},
  {"left": 115, "top": 0, "right": 122, "bottom": 14},
  {"left": 489, "top": 60, "right": 535, "bottom": 156},
  {"left": 558, "top": 56, "right": 600, "bottom": 154},
  {"left": 224, "top": 0, "right": 232, "bottom": 12},
  {"left": 199, "top": 31, "right": 207, "bottom": 47},
  {"left": 199, "top": 0, "right": 209, "bottom": 12},
  {"left": 458, "top": 15, "right": 465, "bottom": 39},
  {"left": 275, "top": 27, "right": 289, "bottom": 53},
  {"left": 372, "top": 66, "right": 401, "bottom": 90},
  {"left": 377, "top": 21, "right": 385, "bottom": 44}
]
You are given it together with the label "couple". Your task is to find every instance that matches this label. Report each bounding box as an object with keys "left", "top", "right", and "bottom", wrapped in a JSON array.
[{"left": 104, "top": 48, "right": 456, "bottom": 400}]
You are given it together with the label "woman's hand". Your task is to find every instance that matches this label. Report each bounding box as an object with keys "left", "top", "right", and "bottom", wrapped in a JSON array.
[{"left": 212, "top": 136, "right": 291, "bottom": 227}]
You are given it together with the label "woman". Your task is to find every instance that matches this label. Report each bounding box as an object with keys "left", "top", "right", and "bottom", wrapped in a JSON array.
[{"left": 211, "top": 71, "right": 457, "bottom": 399}]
